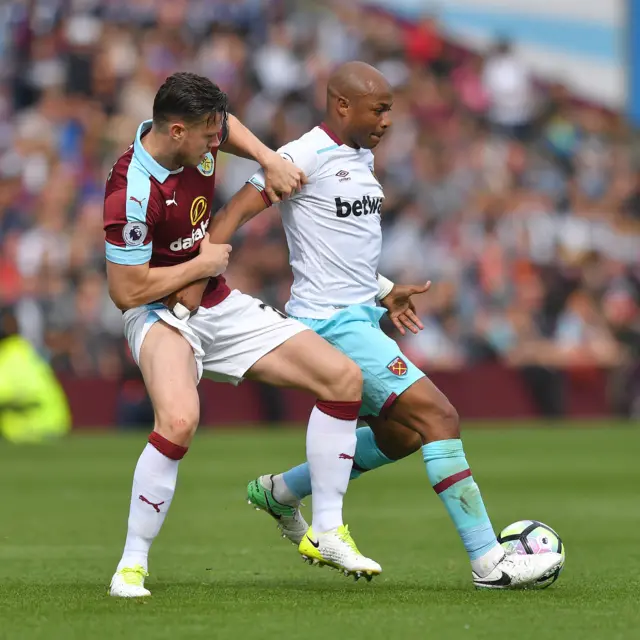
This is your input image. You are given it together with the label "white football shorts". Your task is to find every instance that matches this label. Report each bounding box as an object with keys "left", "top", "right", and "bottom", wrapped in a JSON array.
[{"left": 123, "top": 289, "right": 308, "bottom": 384}]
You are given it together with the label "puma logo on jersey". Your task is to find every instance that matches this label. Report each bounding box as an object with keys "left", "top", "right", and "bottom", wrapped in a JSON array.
[
  {"left": 335, "top": 196, "right": 382, "bottom": 218},
  {"left": 129, "top": 195, "right": 146, "bottom": 208},
  {"left": 169, "top": 218, "right": 210, "bottom": 251},
  {"left": 165, "top": 192, "right": 178, "bottom": 207}
]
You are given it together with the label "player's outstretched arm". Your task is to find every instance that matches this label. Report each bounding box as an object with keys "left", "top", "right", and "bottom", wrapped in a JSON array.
[
  {"left": 163, "top": 184, "right": 269, "bottom": 315},
  {"left": 208, "top": 182, "right": 269, "bottom": 243},
  {"left": 107, "top": 240, "right": 231, "bottom": 311},
  {"left": 220, "top": 114, "right": 306, "bottom": 201}
]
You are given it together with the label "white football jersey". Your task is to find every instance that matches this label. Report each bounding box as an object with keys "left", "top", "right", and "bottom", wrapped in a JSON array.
[{"left": 248, "top": 125, "right": 384, "bottom": 319}]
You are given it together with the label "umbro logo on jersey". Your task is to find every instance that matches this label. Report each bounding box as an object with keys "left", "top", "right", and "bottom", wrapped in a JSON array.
[
  {"left": 335, "top": 196, "right": 382, "bottom": 218},
  {"left": 336, "top": 169, "right": 351, "bottom": 182}
]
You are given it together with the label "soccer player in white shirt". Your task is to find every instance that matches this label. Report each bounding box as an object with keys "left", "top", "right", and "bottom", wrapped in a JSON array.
[{"left": 169, "top": 62, "right": 561, "bottom": 588}]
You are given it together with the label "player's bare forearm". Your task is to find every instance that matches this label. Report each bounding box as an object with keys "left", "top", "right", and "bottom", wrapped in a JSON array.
[
  {"left": 107, "top": 240, "right": 230, "bottom": 311},
  {"left": 107, "top": 261, "right": 204, "bottom": 310},
  {"left": 165, "top": 185, "right": 269, "bottom": 313},
  {"left": 107, "top": 260, "right": 210, "bottom": 310},
  {"left": 220, "top": 115, "right": 305, "bottom": 200},
  {"left": 166, "top": 278, "right": 209, "bottom": 313},
  {"left": 209, "top": 183, "right": 269, "bottom": 243}
]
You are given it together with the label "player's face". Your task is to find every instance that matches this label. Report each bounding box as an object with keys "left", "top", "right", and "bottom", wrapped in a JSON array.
[
  {"left": 176, "top": 112, "right": 224, "bottom": 167},
  {"left": 348, "top": 89, "right": 393, "bottom": 150}
]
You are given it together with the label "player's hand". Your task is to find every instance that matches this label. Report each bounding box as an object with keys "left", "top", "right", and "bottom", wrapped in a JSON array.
[
  {"left": 263, "top": 151, "right": 307, "bottom": 202},
  {"left": 380, "top": 282, "right": 431, "bottom": 336},
  {"left": 198, "top": 234, "right": 231, "bottom": 277},
  {"left": 164, "top": 279, "right": 208, "bottom": 316}
]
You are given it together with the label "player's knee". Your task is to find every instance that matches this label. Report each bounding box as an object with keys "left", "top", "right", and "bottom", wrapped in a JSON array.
[
  {"left": 410, "top": 396, "right": 459, "bottom": 442},
  {"left": 156, "top": 408, "right": 200, "bottom": 445},
  {"left": 319, "top": 357, "right": 363, "bottom": 401},
  {"left": 344, "top": 359, "right": 363, "bottom": 399},
  {"left": 430, "top": 398, "right": 460, "bottom": 440}
]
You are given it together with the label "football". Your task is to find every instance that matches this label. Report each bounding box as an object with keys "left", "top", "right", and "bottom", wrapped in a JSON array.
[{"left": 498, "top": 520, "right": 566, "bottom": 588}]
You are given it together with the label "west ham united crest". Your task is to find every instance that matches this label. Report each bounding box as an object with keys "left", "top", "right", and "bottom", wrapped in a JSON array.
[
  {"left": 387, "top": 356, "right": 408, "bottom": 377},
  {"left": 197, "top": 152, "right": 215, "bottom": 176}
]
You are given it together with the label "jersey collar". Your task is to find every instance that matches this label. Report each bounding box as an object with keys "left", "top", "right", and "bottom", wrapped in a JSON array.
[
  {"left": 134, "top": 120, "right": 184, "bottom": 183},
  {"left": 319, "top": 122, "right": 344, "bottom": 146}
]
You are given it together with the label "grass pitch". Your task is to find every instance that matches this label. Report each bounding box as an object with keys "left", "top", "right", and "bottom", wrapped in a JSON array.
[{"left": 1, "top": 425, "right": 639, "bottom": 640}]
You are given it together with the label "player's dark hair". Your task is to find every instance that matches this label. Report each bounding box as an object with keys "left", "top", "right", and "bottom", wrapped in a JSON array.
[{"left": 153, "top": 72, "right": 228, "bottom": 127}]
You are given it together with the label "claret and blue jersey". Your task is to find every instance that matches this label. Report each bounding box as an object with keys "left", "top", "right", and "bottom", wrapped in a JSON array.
[{"left": 103, "top": 119, "right": 230, "bottom": 307}]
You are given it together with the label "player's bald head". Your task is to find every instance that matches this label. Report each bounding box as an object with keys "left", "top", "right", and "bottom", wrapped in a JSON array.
[
  {"left": 324, "top": 61, "right": 393, "bottom": 150},
  {"left": 327, "top": 61, "right": 391, "bottom": 105}
]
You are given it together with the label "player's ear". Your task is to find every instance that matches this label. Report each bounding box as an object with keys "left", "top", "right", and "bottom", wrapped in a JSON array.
[
  {"left": 337, "top": 97, "right": 350, "bottom": 116},
  {"left": 169, "top": 122, "right": 187, "bottom": 143}
]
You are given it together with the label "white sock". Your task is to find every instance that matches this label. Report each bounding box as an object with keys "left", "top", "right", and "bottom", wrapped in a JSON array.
[
  {"left": 306, "top": 404, "right": 358, "bottom": 533},
  {"left": 471, "top": 543, "right": 505, "bottom": 578},
  {"left": 117, "top": 443, "right": 180, "bottom": 572},
  {"left": 270, "top": 474, "right": 299, "bottom": 505}
]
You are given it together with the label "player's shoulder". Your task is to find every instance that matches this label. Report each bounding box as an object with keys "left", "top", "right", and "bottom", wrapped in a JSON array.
[
  {"left": 277, "top": 128, "right": 323, "bottom": 171},
  {"left": 104, "top": 147, "right": 164, "bottom": 216},
  {"left": 284, "top": 127, "right": 348, "bottom": 156},
  {"left": 278, "top": 127, "right": 348, "bottom": 177},
  {"left": 279, "top": 127, "right": 323, "bottom": 152},
  {"left": 105, "top": 145, "right": 134, "bottom": 193}
]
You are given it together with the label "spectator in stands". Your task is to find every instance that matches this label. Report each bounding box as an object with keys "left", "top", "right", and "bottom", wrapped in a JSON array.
[
  {"left": 0, "top": 306, "right": 71, "bottom": 443},
  {"left": 482, "top": 38, "right": 537, "bottom": 141},
  {"left": 0, "top": 0, "right": 637, "bottom": 420}
]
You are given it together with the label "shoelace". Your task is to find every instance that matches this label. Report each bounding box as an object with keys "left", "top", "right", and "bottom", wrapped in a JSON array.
[
  {"left": 338, "top": 525, "right": 361, "bottom": 554},
  {"left": 119, "top": 566, "right": 148, "bottom": 585}
]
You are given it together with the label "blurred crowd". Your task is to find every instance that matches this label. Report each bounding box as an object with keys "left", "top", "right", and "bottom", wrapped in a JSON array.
[{"left": 0, "top": 0, "right": 639, "bottom": 417}]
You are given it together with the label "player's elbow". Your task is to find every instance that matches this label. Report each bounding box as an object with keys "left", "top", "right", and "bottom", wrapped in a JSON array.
[
  {"left": 108, "top": 287, "right": 132, "bottom": 311},
  {"left": 108, "top": 281, "right": 140, "bottom": 311},
  {"left": 106, "top": 262, "right": 150, "bottom": 310}
]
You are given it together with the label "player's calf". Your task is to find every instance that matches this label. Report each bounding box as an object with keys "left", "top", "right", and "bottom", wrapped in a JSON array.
[
  {"left": 365, "top": 416, "right": 422, "bottom": 462},
  {"left": 253, "top": 421, "right": 422, "bottom": 538},
  {"left": 387, "top": 377, "right": 514, "bottom": 586},
  {"left": 246, "top": 330, "right": 367, "bottom": 545},
  {"left": 110, "top": 321, "right": 198, "bottom": 597}
]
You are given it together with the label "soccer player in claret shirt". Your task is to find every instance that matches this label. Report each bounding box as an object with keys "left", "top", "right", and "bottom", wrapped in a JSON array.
[
  {"left": 169, "top": 63, "right": 562, "bottom": 589},
  {"left": 104, "top": 72, "right": 381, "bottom": 597}
]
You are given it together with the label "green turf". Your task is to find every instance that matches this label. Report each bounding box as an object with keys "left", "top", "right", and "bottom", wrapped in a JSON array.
[{"left": 1, "top": 425, "right": 639, "bottom": 640}]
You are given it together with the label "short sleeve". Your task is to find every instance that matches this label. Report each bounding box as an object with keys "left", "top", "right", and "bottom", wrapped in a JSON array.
[
  {"left": 103, "top": 188, "right": 161, "bottom": 266},
  {"left": 247, "top": 138, "right": 320, "bottom": 201}
]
